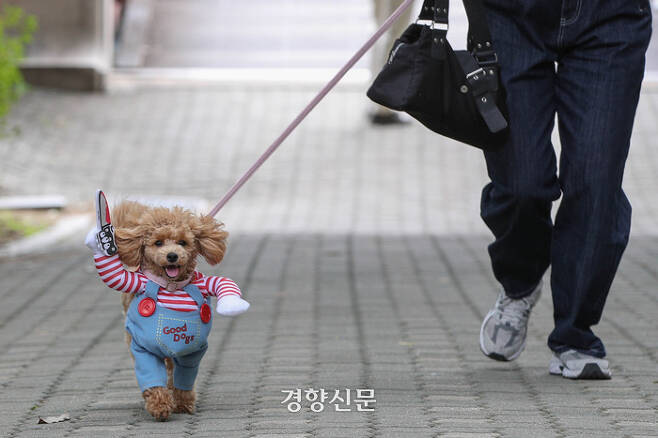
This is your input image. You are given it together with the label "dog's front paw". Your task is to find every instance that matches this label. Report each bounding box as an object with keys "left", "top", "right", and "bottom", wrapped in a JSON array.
[
  {"left": 216, "top": 295, "right": 250, "bottom": 316},
  {"left": 143, "top": 387, "right": 175, "bottom": 421}
]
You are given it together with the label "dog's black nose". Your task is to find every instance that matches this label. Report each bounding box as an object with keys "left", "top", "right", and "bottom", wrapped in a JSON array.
[{"left": 167, "top": 252, "right": 178, "bottom": 263}]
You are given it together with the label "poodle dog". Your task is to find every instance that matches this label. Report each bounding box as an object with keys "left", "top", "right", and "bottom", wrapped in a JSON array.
[{"left": 86, "top": 199, "right": 249, "bottom": 421}]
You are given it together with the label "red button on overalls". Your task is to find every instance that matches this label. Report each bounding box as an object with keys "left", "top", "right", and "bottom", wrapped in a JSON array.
[
  {"left": 200, "top": 303, "right": 211, "bottom": 323},
  {"left": 138, "top": 297, "right": 156, "bottom": 317}
]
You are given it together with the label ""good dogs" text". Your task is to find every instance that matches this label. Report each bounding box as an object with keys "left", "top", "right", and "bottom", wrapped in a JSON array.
[{"left": 163, "top": 323, "right": 195, "bottom": 344}]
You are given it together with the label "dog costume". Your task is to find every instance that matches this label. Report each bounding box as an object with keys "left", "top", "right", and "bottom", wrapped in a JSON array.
[
  {"left": 93, "top": 253, "right": 243, "bottom": 391},
  {"left": 85, "top": 191, "right": 249, "bottom": 398}
]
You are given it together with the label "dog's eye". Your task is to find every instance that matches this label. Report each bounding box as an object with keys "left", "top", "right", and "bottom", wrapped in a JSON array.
[
  {"left": 154, "top": 240, "right": 163, "bottom": 247},
  {"left": 178, "top": 240, "right": 187, "bottom": 246}
]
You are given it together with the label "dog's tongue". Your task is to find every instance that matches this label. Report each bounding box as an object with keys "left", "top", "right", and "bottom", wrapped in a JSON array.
[{"left": 165, "top": 266, "right": 180, "bottom": 278}]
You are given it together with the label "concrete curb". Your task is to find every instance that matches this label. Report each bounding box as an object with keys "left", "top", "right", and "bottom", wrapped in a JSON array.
[
  {"left": 107, "top": 67, "right": 372, "bottom": 91},
  {"left": 0, "top": 213, "right": 92, "bottom": 258},
  {"left": 0, "top": 195, "right": 211, "bottom": 259}
]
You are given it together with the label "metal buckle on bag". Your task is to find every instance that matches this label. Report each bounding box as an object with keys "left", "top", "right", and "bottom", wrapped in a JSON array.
[
  {"left": 466, "top": 67, "right": 485, "bottom": 81},
  {"left": 473, "top": 50, "right": 498, "bottom": 66},
  {"left": 415, "top": 19, "right": 448, "bottom": 31}
]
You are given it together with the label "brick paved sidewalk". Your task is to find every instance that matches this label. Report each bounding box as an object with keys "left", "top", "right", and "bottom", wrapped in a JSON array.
[{"left": 0, "top": 85, "right": 657, "bottom": 437}]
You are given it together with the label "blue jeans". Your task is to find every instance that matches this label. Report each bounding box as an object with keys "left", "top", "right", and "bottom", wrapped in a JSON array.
[{"left": 480, "top": 0, "right": 652, "bottom": 357}]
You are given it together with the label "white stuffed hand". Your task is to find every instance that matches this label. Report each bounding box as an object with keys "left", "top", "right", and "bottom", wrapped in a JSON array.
[
  {"left": 216, "top": 295, "right": 250, "bottom": 316},
  {"left": 85, "top": 227, "right": 104, "bottom": 254},
  {"left": 85, "top": 225, "right": 117, "bottom": 256}
]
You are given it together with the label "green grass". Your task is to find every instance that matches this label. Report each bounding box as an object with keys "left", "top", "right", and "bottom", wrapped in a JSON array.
[
  {"left": 0, "top": 5, "right": 38, "bottom": 126},
  {"left": 0, "top": 211, "right": 48, "bottom": 244}
]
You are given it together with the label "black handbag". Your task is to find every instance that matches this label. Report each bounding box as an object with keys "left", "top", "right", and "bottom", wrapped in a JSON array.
[{"left": 367, "top": 0, "right": 508, "bottom": 150}]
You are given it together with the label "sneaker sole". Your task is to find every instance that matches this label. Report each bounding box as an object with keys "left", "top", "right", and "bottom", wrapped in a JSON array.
[
  {"left": 549, "top": 358, "right": 612, "bottom": 379},
  {"left": 562, "top": 363, "right": 611, "bottom": 380},
  {"left": 479, "top": 309, "right": 525, "bottom": 362},
  {"left": 548, "top": 360, "right": 563, "bottom": 376}
]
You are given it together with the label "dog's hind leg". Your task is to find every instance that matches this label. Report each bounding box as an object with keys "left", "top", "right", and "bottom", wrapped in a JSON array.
[{"left": 165, "top": 358, "right": 174, "bottom": 390}]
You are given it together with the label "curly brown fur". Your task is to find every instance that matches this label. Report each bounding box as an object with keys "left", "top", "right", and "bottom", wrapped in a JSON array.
[
  {"left": 113, "top": 201, "right": 228, "bottom": 282},
  {"left": 165, "top": 358, "right": 174, "bottom": 390},
  {"left": 113, "top": 201, "right": 228, "bottom": 418},
  {"left": 143, "top": 387, "right": 175, "bottom": 421},
  {"left": 173, "top": 388, "right": 196, "bottom": 414},
  {"left": 115, "top": 200, "right": 228, "bottom": 313}
]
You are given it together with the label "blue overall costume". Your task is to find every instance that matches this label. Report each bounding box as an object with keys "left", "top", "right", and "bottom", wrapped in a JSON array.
[{"left": 126, "top": 281, "right": 212, "bottom": 392}]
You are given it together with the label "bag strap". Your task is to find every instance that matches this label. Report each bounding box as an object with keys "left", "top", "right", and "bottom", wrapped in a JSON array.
[
  {"left": 417, "top": 0, "right": 506, "bottom": 133},
  {"left": 417, "top": 0, "right": 449, "bottom": 59},
  {"left": 456, "top": 52, "right": 508, "bottom": 133},
  {"left": 418, "top": 0, "right": 447, "bottom": 24},
  {"left": 417, "top": 0, "right": 448, "bottom": 33},
  {"left": 462, "top": 0, "right": 497, "bottom": 64},
  {"left": 462, "top": 0, "right": 492, "bottom": 46},
  {"left": 417, "top": 0, "right": 498, "bottom": 65}
]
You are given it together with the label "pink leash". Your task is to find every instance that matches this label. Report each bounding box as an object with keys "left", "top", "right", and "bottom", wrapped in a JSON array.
[{"left": 208, "top": 0, "right": 415, "bottom": 218}]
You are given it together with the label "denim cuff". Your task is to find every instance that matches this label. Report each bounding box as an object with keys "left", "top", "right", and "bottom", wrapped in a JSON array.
[
  {"left": 504, "top": 280, "right": 541, "bottom": 300},
  {"left": 549, "top": 344, "right": 606, "bottom": 359}
]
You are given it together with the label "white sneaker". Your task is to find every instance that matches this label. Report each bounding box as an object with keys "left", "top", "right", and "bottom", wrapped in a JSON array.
[
  {"left": 479, "top": 281, "right": 542, "bottom": 361},
  {"left": 549, "top": 349, "right": 611, "bottom": 379}
]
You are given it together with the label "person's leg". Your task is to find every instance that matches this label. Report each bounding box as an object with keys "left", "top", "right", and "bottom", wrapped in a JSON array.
[
  {"left": 480, "top": 0, "right": 562, "bottom": 298},
  {"left": 478, "top": 0, "right": 562, "bottom": 361},
  {"left": 371, "top": 0, "right": 414, "bottom": 77},
  {"left": 548, "top": 0, "right": 652, "bottom": 359},
  {"left": 390, "top": 0, "right": 413, "bottom": 44},
  {"left": 370, "top": 0, "right": 414, "bottom": 124}
]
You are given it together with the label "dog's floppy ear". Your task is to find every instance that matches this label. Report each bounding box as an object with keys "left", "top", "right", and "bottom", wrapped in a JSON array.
[
  {"left": 192, "top": 215, "right": 228, "bottom": 265},
  {"left": 115, "top": 225, "right": 147, "bottom": 269}
]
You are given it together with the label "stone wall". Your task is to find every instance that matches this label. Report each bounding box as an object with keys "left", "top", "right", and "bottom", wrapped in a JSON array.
[{"left": 10, "top": 0, "right": 113, "bottom": 90}]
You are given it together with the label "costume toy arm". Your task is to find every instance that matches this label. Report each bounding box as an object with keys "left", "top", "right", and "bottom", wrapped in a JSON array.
[
  {"left": 195, "top": 273, "right": 250, "bottom": 316},
  {"left": 93, "top": 253, "right": 147, "bottom": 294}
]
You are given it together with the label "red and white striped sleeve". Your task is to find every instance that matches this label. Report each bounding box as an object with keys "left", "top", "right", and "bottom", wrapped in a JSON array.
[
  {"left": 193, "top": 272, "right": 242, "bottom": 300},
  {"left": 93, "top": 254, "right": 147, "bottom": 294}
]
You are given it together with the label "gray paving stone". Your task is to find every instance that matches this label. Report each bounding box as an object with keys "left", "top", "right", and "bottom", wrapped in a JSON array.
[{"left": 1, "top": 71, "right": 657, "bottom": 438}]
